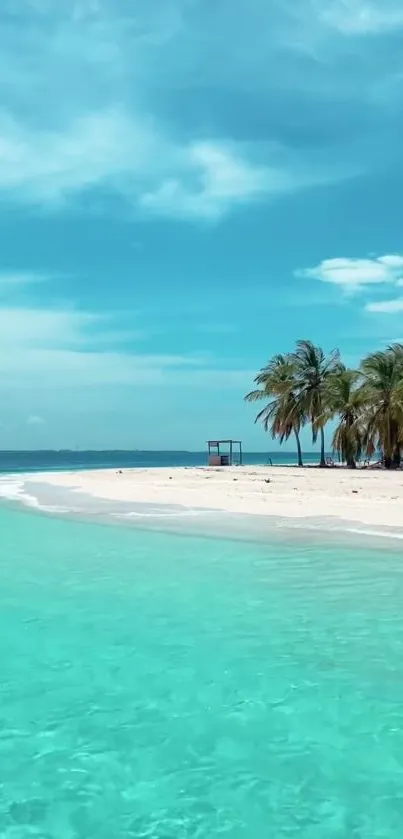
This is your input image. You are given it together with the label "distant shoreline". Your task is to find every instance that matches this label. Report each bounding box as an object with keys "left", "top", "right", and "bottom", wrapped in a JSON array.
[{"left": 0, "top": 450, "right": 337, "bottom": 475}]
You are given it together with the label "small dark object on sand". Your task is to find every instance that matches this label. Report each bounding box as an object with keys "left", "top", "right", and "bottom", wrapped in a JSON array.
[
  {"left": 265, "top": 478, "right": 271, "bottom": 484},
  {"left": 117, "top": 470, "right": 123, "bottom": 474},
  {"left": 352, "top": 489, "right": 358, "bottom": 494}
]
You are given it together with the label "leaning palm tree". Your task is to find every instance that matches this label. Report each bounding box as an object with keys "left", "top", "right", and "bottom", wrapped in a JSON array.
[
  {"left": 325, "top": 367, "right": 364, "bottom": 467},
  {"left": 360, "top": 346, "right": 403, "bottom": 468},
  {"left": 245, "top": 354, "right": 305, "bottom": 466},
  {"left": 291, "top": 340, "right": 342, "bottom": 467}
]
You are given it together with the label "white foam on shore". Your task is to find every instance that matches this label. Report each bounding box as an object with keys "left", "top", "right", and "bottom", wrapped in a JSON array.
[
  {"left": 0, "top": 476, "right": 41, "bottom": 508},
  {"left": 278, "top": 518, "right": 403, "bottom": 541},
  {"left": 0, "top": 475, "right": 213, "bottom": 521},
  {"left": 0, "top": 476, "right": 71, "bottom": 514},
  {"left": 114, "top": 508, "right": 214, "bottom": 519},
  {"left": 1, "top": 471, "right": 403, "bottom": 549}
]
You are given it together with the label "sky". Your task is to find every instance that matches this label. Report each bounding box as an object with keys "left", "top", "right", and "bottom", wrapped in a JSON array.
[{"left": 1, "top": 0, "right": 403, "bottom": 451}]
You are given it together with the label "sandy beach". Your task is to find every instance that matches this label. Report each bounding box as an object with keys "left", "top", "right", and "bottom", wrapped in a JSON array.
[{"left": 7, "top": 465, "right": 403, "bottom": 532}]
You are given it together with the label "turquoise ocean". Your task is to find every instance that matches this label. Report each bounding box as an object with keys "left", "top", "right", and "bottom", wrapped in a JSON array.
[{"left": 1, "top": 495, "right": 403, "bottom": 838}]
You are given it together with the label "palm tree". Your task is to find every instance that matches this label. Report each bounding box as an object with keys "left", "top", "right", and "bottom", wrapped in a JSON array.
[
  {"left": 245, "top": 354, "right": 304, "bottom": 466},
  {"left": 291, "top": 340, "right": 342, "bottom": 467},
  {"left": 325, "top": 367, "right": 364, "bottom": 467},
  {"left": 360, "top": 346, "right": 403, "bottom": 468}
]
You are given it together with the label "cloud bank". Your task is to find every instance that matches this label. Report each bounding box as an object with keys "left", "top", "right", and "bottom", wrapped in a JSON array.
[{"left": 1, "top": 0, "right": 402, "bottom": 222}]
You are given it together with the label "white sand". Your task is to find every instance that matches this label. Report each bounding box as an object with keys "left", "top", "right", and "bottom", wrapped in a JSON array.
[{"left": 18, "top": 466, "right": 403, "bottom": 530}]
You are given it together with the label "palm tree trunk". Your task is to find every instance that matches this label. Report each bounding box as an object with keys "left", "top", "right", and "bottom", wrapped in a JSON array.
[
  {"left": 319, "top": 426, "right": 326, "bottom": 467},
  {"left": 393, "top": 446, "right": 401, "bottom": 468},
  {"left": 294, "top": 429, "right": 303, "bottom": 467}
]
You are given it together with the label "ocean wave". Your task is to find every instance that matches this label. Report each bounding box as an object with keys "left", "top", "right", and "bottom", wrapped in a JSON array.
[
  {"left": 0, "top": 477, "right": 70, "bottom": 514},
  {"left": 113, "top": 508, "right": 213, "bottom": 519}
]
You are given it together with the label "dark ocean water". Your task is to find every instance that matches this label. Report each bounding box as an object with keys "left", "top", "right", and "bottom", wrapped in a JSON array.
[{"left": 0, "top": 450, "right": 328, "bottom": 473}]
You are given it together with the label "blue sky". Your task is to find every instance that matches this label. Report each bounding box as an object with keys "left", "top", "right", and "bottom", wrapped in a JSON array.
[{"left": 2, "top": 0, "right": 403, "bottom": 451}]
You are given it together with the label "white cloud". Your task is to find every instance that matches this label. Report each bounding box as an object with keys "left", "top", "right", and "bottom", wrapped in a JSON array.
[
  {"left": 378, "top": 255, "right": 403, "bottom": 268},
  {"left": 0, "top": 109, "right": 345, "bottom": 220},
  {"left": 0, "top": 302, "right": 250, "bottom": 390},
  {"left": 0, "top": 109, "right": 155, "bottom": 205},
  {"left": 319, "top": 0, "right": 403, "bottom": 35},
  {"left": 0, "top": 272, "right": 47, "bottom": 286},
  {"left": 27, "top": 415, "right": 45, "bottom": 425},
  {"left": 366, "top": 298, "right": 403, "bottom": 313},
  {"left": 140, "top": 142, "right": 275, "bottom": 220},
  {"left": 0, "top": 0, "right": 399, "bottom": 226},
  {"left": 0, "top": 306, "right": 98, "bottom": 348},
  {"left": 0, "top": 0, "right": 375, "bottom": 222},
  {"left": 298, "top": 255, "right": 403, "bottom": 292}
]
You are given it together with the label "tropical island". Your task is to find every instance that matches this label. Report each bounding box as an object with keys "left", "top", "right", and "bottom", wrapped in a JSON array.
[
  {"left": 245, "top": 339, "right": 403, "bottom": 469},
  {"left": 1, "top": 340, "right": 403, "bottom": 536}
]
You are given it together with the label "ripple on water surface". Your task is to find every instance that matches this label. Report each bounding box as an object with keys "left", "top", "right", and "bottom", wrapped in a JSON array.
[{"left": 1, "top": 507, "right": 403, "bottom": 838}]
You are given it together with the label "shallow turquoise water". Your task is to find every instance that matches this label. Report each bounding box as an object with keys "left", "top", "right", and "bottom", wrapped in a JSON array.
[{"left": 1, "top": 508, "right": 403, "bottom": 837}]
